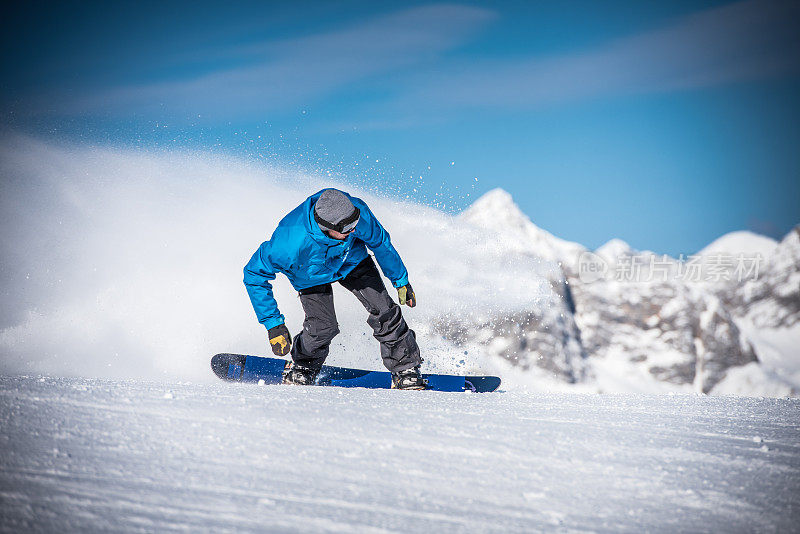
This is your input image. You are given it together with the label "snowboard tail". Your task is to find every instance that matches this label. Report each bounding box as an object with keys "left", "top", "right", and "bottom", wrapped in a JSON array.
[{"left": 211, "top": 353, "right": 501, "bottom": 393}]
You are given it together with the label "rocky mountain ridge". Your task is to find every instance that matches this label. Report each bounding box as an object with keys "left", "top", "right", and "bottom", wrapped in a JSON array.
[{"left": 436, "top": 188, "right": 798, "bottom": 396}]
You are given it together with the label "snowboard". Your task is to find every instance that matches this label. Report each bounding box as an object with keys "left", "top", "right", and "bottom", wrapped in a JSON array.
[{"left": 211, "top": 353, "right": 501, "bottom": 392}]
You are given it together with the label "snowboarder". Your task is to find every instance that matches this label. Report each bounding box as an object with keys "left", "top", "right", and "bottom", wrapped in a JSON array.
[{"left": 244, "top": 188, "right": 425, "bottom": 389}]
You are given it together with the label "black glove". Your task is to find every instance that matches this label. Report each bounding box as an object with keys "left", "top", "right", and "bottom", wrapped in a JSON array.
[
  {"left": 397, "top": 283, "right": 416, "bottom": 308},
  {"left": 268, "top": 324, "right": 292, "bottom": 356}
]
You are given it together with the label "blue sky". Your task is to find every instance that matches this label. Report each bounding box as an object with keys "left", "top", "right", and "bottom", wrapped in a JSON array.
[{"left": 2, "top": 0, "right": 799, "bottom": 255}]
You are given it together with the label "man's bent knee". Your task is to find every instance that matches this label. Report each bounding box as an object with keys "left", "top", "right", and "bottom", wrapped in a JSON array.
[{"left": 304, "top": 324, "right": 340, "bottom": 349}]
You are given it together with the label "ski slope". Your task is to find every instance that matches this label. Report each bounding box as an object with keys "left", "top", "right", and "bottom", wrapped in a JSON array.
[{"left": 2, "top": 376, "right": 798, "bottom": 532}]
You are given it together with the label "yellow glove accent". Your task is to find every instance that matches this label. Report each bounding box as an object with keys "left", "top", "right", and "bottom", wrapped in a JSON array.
[
  {"left": 271, "top": 335, "right": 290, "bottom": 355},
  {"left": 397, "top": 284, "right": 416, "bottom": 307},
  {"left": 268, "top": 324, "right": 292, "bottom": 356}
]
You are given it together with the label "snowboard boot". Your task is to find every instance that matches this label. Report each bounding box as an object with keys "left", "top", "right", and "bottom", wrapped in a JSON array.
[
  {"left": 282, "top": 363, "right": 320, "bottom": 385},
  {"left": 391, "top": 366, "right": 428, "bottom": 390}
]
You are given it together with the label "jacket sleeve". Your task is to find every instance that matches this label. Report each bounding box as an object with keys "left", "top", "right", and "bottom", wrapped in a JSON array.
[
  {"left": 352, "top": 199, "right": 409, "bottom": 288},
  {"left": 243, "top": 240, "right": 285, "bottom": 330}
]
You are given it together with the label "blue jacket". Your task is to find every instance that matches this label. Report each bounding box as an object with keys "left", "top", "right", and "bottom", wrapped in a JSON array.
[{"left": 244, "top": 189, "right": 410, "bottom": 330}]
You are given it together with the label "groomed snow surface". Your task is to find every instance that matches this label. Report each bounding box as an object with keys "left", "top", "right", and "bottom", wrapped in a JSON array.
[{"left": 2, "top": 376, "right": 798, "bottom": 533}]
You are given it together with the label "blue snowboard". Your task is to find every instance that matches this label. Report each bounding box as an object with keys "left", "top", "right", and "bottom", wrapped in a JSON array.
[{"left": 211, "top": 353, "right": 501, "bottom": 392}]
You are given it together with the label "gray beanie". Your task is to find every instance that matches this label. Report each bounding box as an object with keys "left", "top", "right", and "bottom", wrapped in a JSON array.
[{"left": 313, "top": 189, "right": 360, "bottom": 232}]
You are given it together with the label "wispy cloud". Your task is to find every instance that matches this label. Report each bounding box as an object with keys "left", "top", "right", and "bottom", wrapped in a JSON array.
[
  {"left": 44, "top": 4, "right": 495, "bottom": 120},
  {"left": 403, "top": 0, "right": 800, "bottom": 109},
  {"left": 15, "top": 1, "right": 798, "bottom": 129}
]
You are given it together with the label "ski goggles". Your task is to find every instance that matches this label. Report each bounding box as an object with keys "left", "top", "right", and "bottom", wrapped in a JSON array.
[{"left": 314, "top": 206, "right": 361, "bottom": 234}]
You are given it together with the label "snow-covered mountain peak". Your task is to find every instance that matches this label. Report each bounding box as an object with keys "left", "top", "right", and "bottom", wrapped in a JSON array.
[
  {"left": 779, "top": 225, "right": 799, "bottom": 249},
  {"left": 699, "top": 231, "right": 778, "bottom": 258},
  {"left": 459, "top": 188, "right": 585, "bottom": 262},
  {"left": 770, "top": 226, "right": 800, "bottom": 272},
  {"left": 595, "top": 238, "right": 635, "bottom": 263},
  {"left": 460, "top": 188, "right": 534, "bottom": 232}
]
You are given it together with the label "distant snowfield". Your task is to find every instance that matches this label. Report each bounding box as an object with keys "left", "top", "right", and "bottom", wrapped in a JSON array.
[
  {"left": 698, "top": 230, "right": 778, "bottom": 258},
  {"left": 733, "top": 321, "right": 800, "bottom": 390},
  {"left": 2, "top": 376, "right": 798, "bottom": 532}
]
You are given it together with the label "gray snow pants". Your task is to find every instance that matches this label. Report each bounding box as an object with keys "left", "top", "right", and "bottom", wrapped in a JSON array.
[{"left": 290, "top": 256, "right": 421, "bottom": 373}]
